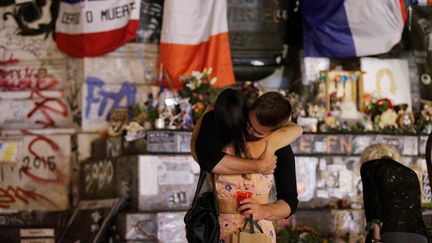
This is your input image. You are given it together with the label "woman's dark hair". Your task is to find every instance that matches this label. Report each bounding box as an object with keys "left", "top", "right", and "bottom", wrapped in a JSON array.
[{"left": 214, "top": 88, "right": 249, "bottom": 157}]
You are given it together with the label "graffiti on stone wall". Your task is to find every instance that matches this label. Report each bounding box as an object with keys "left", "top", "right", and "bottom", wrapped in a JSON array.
[
  {"left": 83, "top": 159, "right": 114, "bottom": 195},
  {"left": 106, "top": 137, "right": 122, "bottom": 158},
  {"left": 0, "top": 90, "right": 70, "bottom": 129},
  {"left": 81, "top": 76, "right": 157, "bottom": 132},
  {"left": 1, "top": 4, "right": 63, "bottom": 60},
  {"left": 18, "top": 130, "right": 67, "bottom": 184},
  {"left": 84, "top": 77, "right": 136, "bottom": 121},
  {"left": 0, "top": 186, "right": 58, "bottom": 210},
  {"left": 0, "top": 43, "right": 67, "bottom": 92},
  {"left": 0, "top": 131, "right": 71, "bottom": 211},
  {"left": 0, "top": 57, "right": 66, "bottom": 92},
  {"left": 1, "top": 0, "right": 58, "bottom": 37},
  {"left": 27, "top": 91, "right": 69, "bottom": 128},
  {"left": 292, "top": 134, "right": 419, "bottom": 156}
]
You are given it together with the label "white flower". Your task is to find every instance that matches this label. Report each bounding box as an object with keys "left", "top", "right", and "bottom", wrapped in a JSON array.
[
  {"left": 186, "top": 81, "right": 197, "bottom": 90},
  {"left": 203, "top": 67, "right": 213, "bottom": 76},
  {"left": 209, "top": 77, "right": 217, "bottom": 85},
  {"left": 191, "top": 71, "right": 203, "bottom": 80}
]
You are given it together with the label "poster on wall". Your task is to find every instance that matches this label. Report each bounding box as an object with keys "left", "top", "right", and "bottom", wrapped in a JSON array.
[
  {"left": 302, "top": 57, "right": 330, "bottom": 86},
  {"left": 410, "top": 5, "right": 432, "bottom": 101},
  {"left": 360, "top": 57, "right": 412, "bottom": 110},
  {"left": 0, "top": 139, "right": 20, "bottom": 164},
  {"left": 295, "top": 157, "right": 318, "bottom": 202},
  {"left": 136, "top": 0, "right": 163, "bottom": 43}
]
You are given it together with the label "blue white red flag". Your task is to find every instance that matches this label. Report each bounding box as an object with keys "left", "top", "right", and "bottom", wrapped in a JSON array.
[
  {"left": 55, "top": 0, "right": 141, "bottom": 57},
  {"left": 302, "top": 0, "right": 407, "bottom": 57}
]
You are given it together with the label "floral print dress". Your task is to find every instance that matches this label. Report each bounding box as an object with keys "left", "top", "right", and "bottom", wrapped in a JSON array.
[{"left": 216, "top": 172, "right": 276, "bottom": 243}]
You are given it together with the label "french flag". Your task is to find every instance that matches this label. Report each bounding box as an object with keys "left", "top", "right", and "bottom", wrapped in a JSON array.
[
  {"left": 55, "top": 0, "right": 141, "bottom": 57},
  {"left": 302, "top": 0, "right": 407, "bottom": 57},
  {"left": 159, "top": 0, "right": 235, "bottom": 90}
]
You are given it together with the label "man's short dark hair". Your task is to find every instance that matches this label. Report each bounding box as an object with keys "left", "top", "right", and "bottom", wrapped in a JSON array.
[{"left": 250, "top": 91, "right": 292, "bottom": 128}]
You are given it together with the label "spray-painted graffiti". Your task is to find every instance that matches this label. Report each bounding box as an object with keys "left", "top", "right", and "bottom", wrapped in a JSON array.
[
  {"left": 83, "top": 159, "right": 114, "bottom": 194},
  {"left": 0, "top": 45, "right": 67, "bottom": 91},
  {"left": 292, "top": 134, "right": 419, "bottom": 156},
  {"left": 2, "top": 0, "right": 58, "bottom": 37},
  {"left": 84, "top": 76, "right": 136, "bottom": 120},
  {"left": 0, "top": 186, "right": 58, "bottom": 209},
  {"left": 0, "top": 131, "right": 71, "bottom": 211},
  {"left": 81, "top": 76, "right": 158, "bottom": 132},
  {"left": 26, "top": 92, "right": 69, "bottom": 128},
  {"left": 0, "top": 90, "right": 70, "bottom": 129},
  {"left": 0, "top": 66, "right": 62, "bottom": 91},
  {"left": 107, "top": 137, "right": 122, "bottom": 158},
  {"left": 18, "top": 130, "right": 66, "bottom": 184}
]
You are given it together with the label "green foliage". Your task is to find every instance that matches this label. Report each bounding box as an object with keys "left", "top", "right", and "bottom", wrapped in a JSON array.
[
  {"left": 426, "top": 224, "right": 432, "bottom": 241},
  {"left": 277, "top": 226, "right": 300, "bottom": 243},
  {"left": 277, "top": 226, "right": 323, "bottom": 243}
]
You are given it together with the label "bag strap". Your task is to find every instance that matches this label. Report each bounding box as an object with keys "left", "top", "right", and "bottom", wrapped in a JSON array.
[
  {"left": 191, "top": 169, "right": 207, "bottom": 206},
  {"left": 210, "top": 173, "right": 219, "bottom": 213},
  {"left": 191, "top": 170, "right": 218, "bottom": 213},
  {"left": 241, "top": 216, "right": 264, "bottom": 234}
]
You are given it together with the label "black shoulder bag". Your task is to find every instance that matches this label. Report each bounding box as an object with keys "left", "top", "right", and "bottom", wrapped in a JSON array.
[{"left": 184, "top": 170, "right": 220, "bottom": 243}]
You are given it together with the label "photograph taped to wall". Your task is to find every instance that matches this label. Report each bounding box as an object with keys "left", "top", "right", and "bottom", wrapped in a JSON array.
[
  {"left": 319, "top": 69, "right": 363, "bottom": 111},
  {"left": 361, "top": 57, "right": 412, "bottom": 110},
  {"left": 302, "top": 57, "right": 330, "bottom": 85}
]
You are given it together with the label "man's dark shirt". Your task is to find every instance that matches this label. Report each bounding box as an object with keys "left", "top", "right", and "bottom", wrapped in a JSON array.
[
  {"left": 361, "top": 158, "right": 427, "bottom": 237},
  {"left": 195, "top": 110, "right": 298, "bottom": 215}
]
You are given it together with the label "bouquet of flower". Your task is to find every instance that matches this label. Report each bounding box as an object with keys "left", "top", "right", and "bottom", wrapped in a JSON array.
[
  {"left": 362, "top": 97, "right": 394, "bottom": 121},
  {"left": 178, "top": 67, "right": 221, "bottom": 122},
  {"left": 416, "top": 103, "right": 432, "bottom": 134},
  {"left": 129, "top": 93, "right": 159, "bottom": 128}
]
